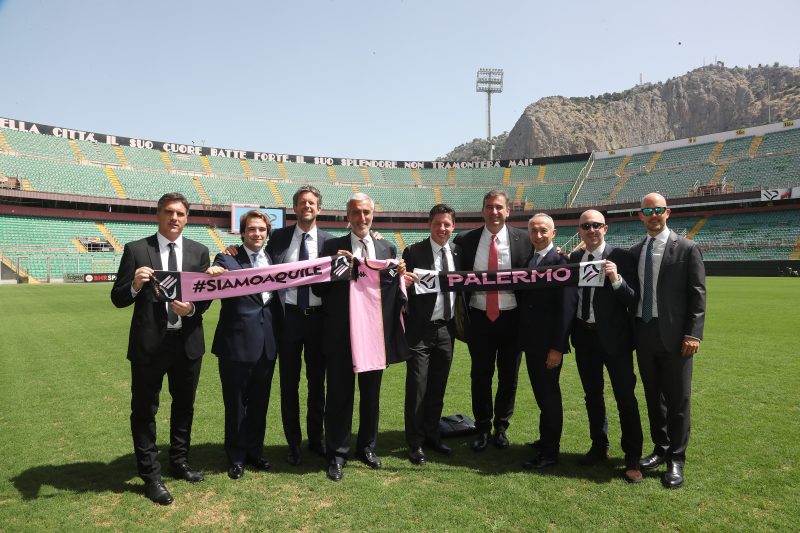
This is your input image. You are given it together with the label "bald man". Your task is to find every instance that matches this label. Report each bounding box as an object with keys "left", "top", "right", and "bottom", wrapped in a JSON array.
[{"left": 631, "top": 193, "right": 705, "bottom": 489}]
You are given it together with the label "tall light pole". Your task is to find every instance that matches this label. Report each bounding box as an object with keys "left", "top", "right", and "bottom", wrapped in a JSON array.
[{"left": 476, "top": 68, "right": 503, "bottom": 160}]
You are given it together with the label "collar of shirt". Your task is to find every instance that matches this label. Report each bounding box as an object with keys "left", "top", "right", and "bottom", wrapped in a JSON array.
[
  {"left": 293, "top": 224, "right": 317, "bottom": 242},
  {"left": 535, "top": 243, "right": 554, "bottom": 258},
  {"left": 651, "top": 226, "right": 670, "bottom": 245},
  {"left": 350, "top": 233, "right": 373, "bottom": 253},
  {"left": 481, "top": 224, "right": 509, "bottom": 246},
  {"left": 582, "top": 241, "right": 606, "bottom": 260},
  {"left": 429, "top": 237, "right": 450, "bottom": 256},
  {"left": 156, "top": 232, "right": 182, "bottom": 252},
  {"left": 243, "top": 245, "right": 268, "bottom": 265}
]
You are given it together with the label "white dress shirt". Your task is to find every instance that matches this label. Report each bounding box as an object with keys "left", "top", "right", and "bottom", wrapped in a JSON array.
[
  {"left": 244, "top": 245, "right": 272, "bottom": 304},
  {"left": 430, "top": 238, "right": 455, "bottom": 321},
  {"left": 350, "top": 233, "right": 376, "bottom": 260},
  {"left": 577, "top": 241, "right": 606, "bottom": 324},
  {"left": 284, "top": 225, "right": 321, "bottom": 307},
  {"left": 470, "top": 225, "right": 516, "bottom": 311},
  {"left": 636, "top": 226, "right": 670, "bottom": 318}
]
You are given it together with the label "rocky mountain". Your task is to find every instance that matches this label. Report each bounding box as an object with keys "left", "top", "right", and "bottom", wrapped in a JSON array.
[{"left": 497, "top": 64, "right": 800, "bottom": 159}]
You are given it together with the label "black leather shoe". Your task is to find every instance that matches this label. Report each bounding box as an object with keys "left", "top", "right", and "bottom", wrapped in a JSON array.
[
  {"left": 522, "top": 453, "right": 558, "bottom": 470},
  {"left": 144, "top": 480, "right": 174, "bottom": 505},
  {"left": 472, "top": 432, "right": 491, "bottom": 452},
  {"left": 425, "top": 440, "right": 453, "bottom": 456},
  {"left": 171, "top": 462, "right": 204, "bottom": 483},
  {"left": 228, "top": 463, "right": 244, "bottom": 480},
  {"left": 640, "top": 453, "right": 666, "bottom": 471},
  {"left": 309, "top": 440, "right": 327, "bottom": 457},
  {"left": 327, "top": 461, "right": 343, "bottom": 481},
  {"left": 246, "top": 456, "right": 272, "bottom": 471},
  {"left": 287, "top": 445, "right": 303, "bottom": 466},
  {"left": 577, "top": 446, "right": 609, "bottom": 466},
  {"left": 526, "top": 439, "right": 541, "bottom": 449},
  {"left": 408, "top": 447, "right": 426, "bottom": 465},
  {"left": 662, "top": 461, "right": 684, "bottom": 489},
  {"left": 493, "top": 430, "right": 510, "bottom": 449},
  {"left": 357, "top": 450, "right": 382, "bottom": 469}
]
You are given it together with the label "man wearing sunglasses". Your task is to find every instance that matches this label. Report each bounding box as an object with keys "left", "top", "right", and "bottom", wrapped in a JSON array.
[
  {"left": 569, "top": 210, "right": 644, "bottom": 484},
  {"left": 631, "top": 193, "right": 706, "bottom": 489}
]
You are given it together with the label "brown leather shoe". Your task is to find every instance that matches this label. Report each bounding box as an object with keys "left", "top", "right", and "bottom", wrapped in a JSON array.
[{"left": 624, "top": 468, "right": 643, "bottom": 484}]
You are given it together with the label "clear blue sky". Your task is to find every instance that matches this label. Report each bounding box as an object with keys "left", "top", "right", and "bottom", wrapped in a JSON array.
[{"left": 1, "top": 0, "right": 798, "bottom": 160}]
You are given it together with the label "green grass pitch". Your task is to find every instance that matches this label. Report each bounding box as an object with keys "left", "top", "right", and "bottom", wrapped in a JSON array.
[{"left": 0, "top": 277, "right": 798, "bottom": 531}]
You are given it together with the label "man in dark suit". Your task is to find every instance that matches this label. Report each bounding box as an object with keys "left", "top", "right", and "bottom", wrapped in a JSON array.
[
  {"left": 569, "top": 209, "right": 644, "bottom": 484},
  {"left": 313, "top": 192, "right": 399, "bottom": 481},
  {"left": 519, "top": 214, "right": 578, "bottom": 469},
  {"left": 452, "top": 190, "right": 531, "bottom": 451},
  {"left": 207, "top": 210, "right": 278, "bottom": 480},
  {"left": 111, "top": 192, "right": 211, "bottom": 505},
  {"left": 266, "top": 185, "right": 333, "bottom": 466},
  {"left": 402, "top": 204, "right": 461, "bottom": 465},
  {"left": 632, "top": 193, "right": 706, "bottom": 489}
]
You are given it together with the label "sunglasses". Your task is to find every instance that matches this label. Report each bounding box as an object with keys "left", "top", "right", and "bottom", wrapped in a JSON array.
[
  {"left": 579, "top": 222, "right": 606, "bottom": 230},
  {"left": 640, "top": 207, "right": 668, "bottom": 216}
]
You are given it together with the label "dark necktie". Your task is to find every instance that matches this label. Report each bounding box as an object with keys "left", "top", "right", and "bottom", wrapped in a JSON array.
[
  {"left": 359, "top": 238, "right": 369, "bottom": 259},
  {"left": 167, "top": 242, "right": 178, "bottom": 325},
  {"left": 581, "top": 253, "right": 594, "bottom": 322},
  {"left": 533, "top": 252, "right": 541, "bottom": 267},
  {"left": 297, "top": 233, "right": 310, "bottom": 310},
  {"left": 642, "top": 238, "right": 655, "bottom": 322},
  {"left": 441, "top": 247, "right": 452, "bottom": 320},
  {"left": 486, "top": 235, "right": 499, "bottom": 322},
  {"left": 252, "top": 252, "right": 267, "bottom": 304}
]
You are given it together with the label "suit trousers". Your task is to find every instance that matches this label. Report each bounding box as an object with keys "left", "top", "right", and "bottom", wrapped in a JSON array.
[
  {"left": 404, "top": 321, "right": 454, "bottom": 448},
  {"left": 325, "top": 350, "right": 383, "bottom": 464},
  {"left": 218, "top": 351, "right": 275, "bottom": 465},
  {"left": 635, "top": 318, "right": 693, "bottom": 462},
  {"left": 278, "top": 306, "right": 326, "bottom": 448},
  {"left": 525, "top": 348, "right": 563, "bottom": 458},
  {"left": 466, "top": 307, "right": 523, "bottom": 433},
  {"left": 573, "top": 324, "right": 643, "bottom": 465},
  {"left": 130, "top": 333, "right": 202, "bottom": 483}
]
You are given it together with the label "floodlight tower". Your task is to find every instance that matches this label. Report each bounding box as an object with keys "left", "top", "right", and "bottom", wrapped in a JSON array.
[{"left": 476, "top": 68, "right": 504, "bottom": 160}]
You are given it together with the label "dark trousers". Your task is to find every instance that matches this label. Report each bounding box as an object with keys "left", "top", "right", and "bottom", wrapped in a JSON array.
[
  {"left": 324, "top": 349, "right": 383, "bottom": 464},
  {"left": 404, "top": 321, "right": 454, "bottom": 448},
  {"left": 130, "top": 333, "right": 202, "bottom": 483},
  {"left": 525, "top": 348, "right": 563, "bottom": 458},
  {"left": 466, "top": 307, "right": 522, "bottom": 433},
  {"left": 278, "top": 306, "right": 326, "bottom": 448},
  {"left": 572, "top": 324, "right": 643, "bottom": 465},
  {"left": 635, "top": 319, "right": 693, "bottom": 463},
  {"left": 218, "top": 351, "right": 275, "bottom": 465}
]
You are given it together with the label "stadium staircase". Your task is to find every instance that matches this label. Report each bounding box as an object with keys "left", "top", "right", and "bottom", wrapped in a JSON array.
[
  {"left": 276, "top": 162, "right": 287, "bottom": 179},
  {"left": 0, "top": 131, "right": 12, "bottom": 152},
  {"left": 393, "top": 231, "right": 405, "bottom": 249},
  {"left": 708, "top": 142, "right": 725, "bottom": 163},
  {"left": 448, "top": 168, "right": 456, "bottom": 185},
  {"left": 241, "top": 159, "right": 252, "bottom": 177},
  {"left": 268, "top": 180, "right": 285, "bottom": 207},
  {"left": 200, "top": 155, "right": 213, "bottom": 174},
  {"left": 159, "top": 151, "right": 173, "bottom": 171},
  {"left": 70, "top": 238, "right": 87, "bottom": 252},
  {"left": 686, "top": 216, "right": 708, "bottom": 239},
  {"left": 503, "top": 167, "right": 511, "bottom": 185},
  {"left": 1, "top": 255, "right": 39, "bottom": 284},
  {"left": 515, "top": 185, "right": 525, "bottom": 204},
  {"left": 434, "top": 186, "right": 442, "bottom": 204},
  {"left": 645, "top": 152, "right": 662, "bottom": 172},
  {"left": 607, "top": 172, "right": 632, "bottom": 203},
  {"left": 103, "top": 166, "right": 127, "bottom": 199},
  {"left": 95, "top": 222, "right": 122, "bottom": 252},
  {"left": 206, "top": 227, "right": 226, "bottom": 251},
  {"left": 68, "top": 140, "right": 84, "bottom": 161},
  {"left": 749, "top": 136, "right": 763, "bottom": 157},
  {"left": 191, "top": 177, "right": 212, "bottom": 205},
  {"left": 408, "top": 168, "right": 420, "bottom": 186},
  {"left": 709, "top": 162, "right": 729, "bottom": 186},
  {"left": 359, "top": 167, "right": 371, "bottom": 184},
  {"left": 113, "top": 146, "right": 129, "bottom": 166},
  {"left": 537, "top": 165, "right": 546, "bottom": 183},
  {"left": 20, "top": 178, "right": 32, "bottom": 191},
  {"left": 616, "top": 155, "right": 632, "bottom": 176},
  {"left": 790, "top": 238, "right": 800, "bottom": 260},
  {"left": 327, "top": 165, "right": 337, "bottom": 183}
]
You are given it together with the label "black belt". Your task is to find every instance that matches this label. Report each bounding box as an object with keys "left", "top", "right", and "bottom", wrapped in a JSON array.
[
  {"left": 165, "top": 329, "right": 183, "bottom": 336},
  {"left": 576, "top": 319, "right": 597, "bottom": 330},
  {"left": 285, "top": 304, "right": 319, "bottom": 317},
  {"left": 430, "top": 319, "right": 451, "bottom": 327}
]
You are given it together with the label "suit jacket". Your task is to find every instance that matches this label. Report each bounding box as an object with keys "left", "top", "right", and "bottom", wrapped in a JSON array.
[
  {"left": 452, "top": 224, "right": 532, "bottom": 305},
  {"left": 111, "top": 234, "right": 211, "bottom": 362},
  {"left": 569, "top": 244, "right": 638, "bottom": 355},
  {"left": 312, "top": 234, "right": 396, "bottom": 350},
  {"left": 210, "top": 248, "right": 279, "bottom": 362},
  {"left": 630, "top": 230, "right": 706, "bottom": 352},
  {"left": 518, "top": 247, "right": 578, "bottom": 355},
  {"left": 265, "top": 223, "right": 334, "bottom": 307},
  {"left": 402, "top": 238, "right": 463, "bottom": 346}
]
